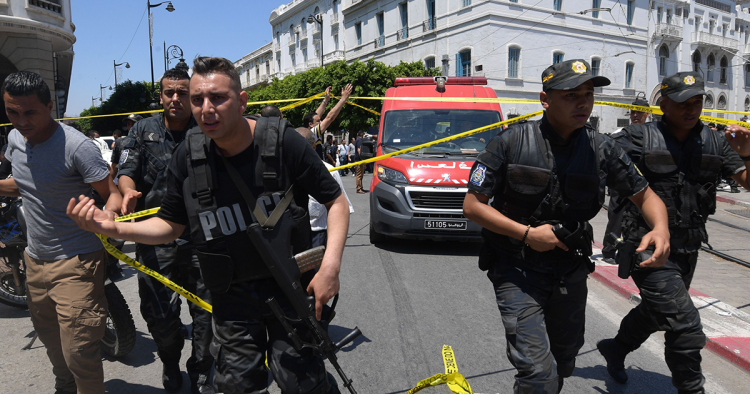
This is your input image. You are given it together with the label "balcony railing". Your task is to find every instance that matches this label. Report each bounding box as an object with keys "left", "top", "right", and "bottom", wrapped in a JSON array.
[
  {"left": 653, "top": 23, "right": 683, "bottom": 41},
  {"left": 423, "top": 17, "right": 437, "bottom": 32},
  {"left": 300, "top": 36, "right": 308, "bottom": 48},
  {"left": 324, "top": 50, "right": 345, "bottom": 64},
  {"left": 288, "top": 40, "right": 297, "bottom": 48},
  {"left": 397, "top": 26, "right": 408, "bottom": 41},
  {"left": 374, "top": 35, "right": 385, "bottom": 48},
  {"left": 692, "top": 31, "right": 739, "bottom": 52},
  {"left": 312, "top": 22, "right": 321, "bottom": 34},
  {"left": 295, "top": 64, "right": 307, "bottom": 73},
  {"left": 30, "top": 0, "right": 62, "bottom": 14},
  {"left": 330, "top": 13, "right": 339, "bottom": 25},
  {"left": 741, "top": 43, "right": 750, "bottom": 55},
  {"left": 695, "top": 0, "right": 731, "bottom": 13}
]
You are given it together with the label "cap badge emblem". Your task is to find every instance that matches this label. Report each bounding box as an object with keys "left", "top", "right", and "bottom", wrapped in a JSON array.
[
  {"left": 542, "top": 73, "right": 554, "bottom": 83},
  {"left": 661, "top": 83, "right": 669, "bottom": 89},
  {"left": 572, "top": 61, "right": 587, "bottom": 74},
  {"left": 684, "top": 76, "right": 696, "bottom": 85}
]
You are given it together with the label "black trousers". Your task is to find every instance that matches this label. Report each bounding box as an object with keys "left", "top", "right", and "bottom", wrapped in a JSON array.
[
  {"left": 615, "top": 252, "right": 706, "bottom": 393},
  {"left": 488, "top": 260, "right": 589, "bottom": 394},
  {"left": 210, "top": 278, "right": 339, "bottom": 394},
  {"left": 136, "top": 242, "right": 214, "bottom": 377}
]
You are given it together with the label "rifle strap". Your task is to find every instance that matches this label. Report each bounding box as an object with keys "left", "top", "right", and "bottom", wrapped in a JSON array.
[{"left": 220, "top": 155, "right": 295, "bottom": 229}]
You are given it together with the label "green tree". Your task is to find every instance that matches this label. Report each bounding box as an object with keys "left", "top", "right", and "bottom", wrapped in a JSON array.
[
  {"left": 81, "top": 80, "right": 155, "bottom": 135},
  {"left": 246, "top": 59, "right": 440, "bottom": 133}
]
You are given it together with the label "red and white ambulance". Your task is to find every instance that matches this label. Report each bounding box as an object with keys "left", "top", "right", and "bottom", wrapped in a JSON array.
[{"left": 363, "top": 76, "right": 504, "bottom": 243}]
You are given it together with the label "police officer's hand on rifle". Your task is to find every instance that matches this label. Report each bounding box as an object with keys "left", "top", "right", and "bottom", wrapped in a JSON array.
[{"left": 526, "top": 224, "right": 569, "bottom": 252}]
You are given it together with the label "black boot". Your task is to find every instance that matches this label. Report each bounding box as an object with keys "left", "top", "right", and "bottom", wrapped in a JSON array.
[
  {"left": 557, "top": 376, "right": 564, "bottom": 393},
  {"left": 597, "top": 339, "right": 630, "bottom": 384},
  {"left": 190, "top": 370, "right": 216, "bottom": 394},
  {"left": 162, "top": 362, "right": 183, "bottom": 392}
]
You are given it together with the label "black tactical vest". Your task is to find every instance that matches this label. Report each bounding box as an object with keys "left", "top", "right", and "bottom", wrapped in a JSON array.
[
  {"left": 486, "top": 120, "right": 605, "bottom": 262},
  {"left": 182, "top": 116, "right": 312, "bottom": 292},
  {"left": 622, "top": 122, "right": 724, "bottom": 253}
]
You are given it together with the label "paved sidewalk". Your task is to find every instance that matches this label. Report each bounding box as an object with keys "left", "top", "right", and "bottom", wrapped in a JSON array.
[{"left": 716, "top": 187, "right": 750, "bottom": 208}]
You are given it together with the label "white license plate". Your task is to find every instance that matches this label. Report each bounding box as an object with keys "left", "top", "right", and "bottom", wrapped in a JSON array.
[{"left": 424, "top": 220, "right": 467, "bottom": 230}]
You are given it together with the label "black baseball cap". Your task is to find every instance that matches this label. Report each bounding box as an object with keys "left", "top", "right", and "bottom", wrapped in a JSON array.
[
  {"left": 542, "top": 59, "right": 611, "bottom": 91},
  {"left": 660, "top": 72, "right": 706, "bottom": 103}
]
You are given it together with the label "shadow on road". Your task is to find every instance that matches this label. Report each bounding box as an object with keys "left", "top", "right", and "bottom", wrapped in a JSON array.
[
  {"left": 330, "top": 324, "right": 371, "bottom": 353},
  {"left": 104, "top": 378, "right": 165, "bottom": 394},
  {"left": 375, "top": 238, "right": 481, "bottom": 257},
  {"left": 103, "top": 330, "right": 157, "bottom": 368},
  {"left": 575, "top": 364, "right": 673, "bottom": 393},
  {"left": 0, "top": 303, "right": 29, "bottom": 318}
]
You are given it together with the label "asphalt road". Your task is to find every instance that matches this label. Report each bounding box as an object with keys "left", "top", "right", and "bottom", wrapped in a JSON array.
[{"left": 1, "top": 172, "right": 750, "bottom": 393}]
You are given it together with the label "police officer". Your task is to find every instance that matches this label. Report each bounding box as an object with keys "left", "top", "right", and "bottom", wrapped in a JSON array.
[
  {"left": 68, "top": 57, "right": 350, "bottom": 394},
  {"left": 462, "top": 59, "right": 671, "bottom": 393},
  {"left": 116, "top": 68, "right": 214, "bottom": 394},
  {"left": 602, "top": 96, "right": 651, "bottom": 262},
  {"left": 112, "top": 114, "right": 142, "bottom": 177},
  {"left": 597, "top": 72, "right": 750, "bottom": 394}
]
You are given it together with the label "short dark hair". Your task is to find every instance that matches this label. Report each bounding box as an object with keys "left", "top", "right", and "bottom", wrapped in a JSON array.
[
  {"left": 113, "top": 130, "right": 122, "bottom": 138},
  {"left": 1, "top": 71, "right": 51, "bottom": 104},
  {"left": 192, "top": 56, "right": 241, "bottom": 92},
  {"left": 303, "top": 112, "right": 317, "bottom": 128},
  {"left": 159, "top": 68, "right": 190, "bottom": 91},
  {"left": 261, "top": 105, "right": 282, "bottom": 118},
  {"left": 86, "top": 130, "right": 99, "bottom": 138}
]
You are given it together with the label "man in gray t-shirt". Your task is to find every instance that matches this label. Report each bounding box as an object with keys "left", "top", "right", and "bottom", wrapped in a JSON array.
[{"left": 0, "top": 71, "right": 122, "bottom": 394}]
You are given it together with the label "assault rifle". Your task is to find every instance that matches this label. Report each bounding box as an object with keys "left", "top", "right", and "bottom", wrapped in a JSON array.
[{"left": 246, "top": 210, "right": 362, "bottom": 394}]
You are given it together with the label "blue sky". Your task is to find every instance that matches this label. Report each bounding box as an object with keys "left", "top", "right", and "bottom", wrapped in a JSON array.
[{"left": 68, "top": 0, "right": 284, "bottom": 116}]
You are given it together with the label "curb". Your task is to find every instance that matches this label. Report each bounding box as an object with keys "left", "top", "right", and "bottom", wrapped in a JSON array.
[
  {"left": 716, "top": 194, "right": 750, "bottom": 208},
  {"left": 589, "top": 252, "right": 750, "bottom": 375}
]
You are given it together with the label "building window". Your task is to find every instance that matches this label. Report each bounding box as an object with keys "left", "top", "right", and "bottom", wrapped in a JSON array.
[
  {"left": 399, "top": 2, "right": 409, "bottom": 39},
  {"left": 667, "top": 9, "right": 673, "bottom": 24},
  {"left": 553, "top": 52, "right": 564, "bottom": 64},
  {"left": 657, "top": 7, "right": 662, "bottom": 24},
  {"left": 591, "top": 58, "right": 601, "bottom": 76},
  {"left": 659, "top": 45, "right": 669, "bottom": 76},
  {"left": 508, "top": 47, "right": 521, "bottom": 78},
  {"left": 720, "top": 56, "right": 728, "bottom": 84},
  {"left": 625, "top": 62, "right": 634, "bottom": 88},
  {"left": 707, "top": 53, "right": 715, "bottom": 82},
  {"left": 376, "top": 13, "right": 385, "bottom": 47},
  {"left": 592, "top": 0, "right": 601, "bottom": 18},
  {"left": 693, "top": 51, "right": 702, "bottom": 72},
  {"left": 745, "top": 96, "right": 749, "bottom": 110},
  {"left": 277, "top": 32, "right": 281, "bottom": 44},
  {"left": 291, "top": 53, "right": 296, "bottom": 66},
  {"left": 356, "top": 22, "right": 362, "bottom": 46},
  {"left": 425, "top": 57, "right": 435, "bottom": 69},
  {"left": 266, "top": 60, "right": 270, "bottom": 75},
  {"left": 745, "top": 64, "right": 750, "bottom": 87},
  {"left": 301, "top": 18, "right": 307, "bottom": 32},
  {"left": 695, "top": 16, "right": 701, "bottom": 33},
  {"left": 705, "top": 93, "right": 714, "bottom": 109},
  {"left": 303, "top": 48, "right": 308, "bottom": 62},
  {"left": 334, "top": 33, "right": 339, "bottom": 50},
  {"left": 718, "top": 94, "right": 727, "bottom": 110},
  {"left": 456, "top": 50, "right": 471, "bottom": 77},
  {"left": 553, "top": 0, "right": 562, "bottom": 12},
  {"left": 723, "top": 23, "right": 728, "bottom": 37},
  {"left": 627, "top": 0, "right": 635, "bottom": 25},
  {"left": 463, "top": 0, "right": 472, "bottom": 7}
]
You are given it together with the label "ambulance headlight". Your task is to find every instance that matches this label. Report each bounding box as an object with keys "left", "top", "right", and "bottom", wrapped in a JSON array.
[{"left": 377, "top": 165, "right": 408, "bottom": 184}]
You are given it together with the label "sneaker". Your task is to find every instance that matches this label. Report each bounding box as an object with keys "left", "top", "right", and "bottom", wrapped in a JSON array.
[
  {"left": 717, "top": 185, "right": 731, "bottom": 192},
  {"left": 731, "top": 187, "right": 741, "bottom": 193},
  {"left": 596, "top": 339, "right": 629, "bottom": 384},
  {"left": 163, "top": 363, "right": 183, "bottom": 392}
]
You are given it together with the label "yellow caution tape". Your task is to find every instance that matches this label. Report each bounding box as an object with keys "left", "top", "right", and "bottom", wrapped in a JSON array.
[
  {"left": 96, "top": 234, "right": 212, "bottom": 313},
  {"left": 280, "top": 92, "right": 326, "bottom": 111},
  {"left": 699, "top": 114, "right": 750, "bottom": 129},
  {"left": 332, "top": 95, "right": 381, "bottom": 116},
  {"left": 114, "top": 207, "right": 160, "bottom": 222},
  {"left": 328, "top": 110, "right": 544, "bottom": 172},
  {"left": 407, "top": 345, "right": 498, "bottom": 394}
]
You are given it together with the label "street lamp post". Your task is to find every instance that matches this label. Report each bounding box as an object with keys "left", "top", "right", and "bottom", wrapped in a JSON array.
[
  {"left": 113, "top": 60, "right": 130, "bottom": 86},
  {"left": 307, "top": 13, "right": 323, "bottom": 68},
  {"left": 164, "top": 44, "right": 187, "bottom": 71},
  {"left": 92, "top": 96, "right": 99, "bottom": 107},
  {"left": 100, "top": 84, "right": 112, "bottom": 103},
  {"left": 147, "top": 0, "right": 175, "bottom": 108}
]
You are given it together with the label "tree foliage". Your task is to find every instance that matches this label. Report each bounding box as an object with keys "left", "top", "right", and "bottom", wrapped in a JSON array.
[
  {"left": 77, "top": 80, "right": 155, "bottom": 134},
  {"left": 246, "top": 59, "right": 440, "bottom": 133}
]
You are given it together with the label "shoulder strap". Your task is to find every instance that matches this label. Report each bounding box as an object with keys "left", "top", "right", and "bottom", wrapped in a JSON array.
[
  {"left": 253, "top": 116, "right": 287, "bottom": 191},
  {"left": 186, "top": 129, "right": 215, "bottom": 208}
]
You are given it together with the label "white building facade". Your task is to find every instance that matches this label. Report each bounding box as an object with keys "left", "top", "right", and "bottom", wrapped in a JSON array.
[
  {"left": 236, "top": 0, "right": 750, "bottom": 132},
  {"left": 0, "top": 0, "right": 76, "bottom": 124}
]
